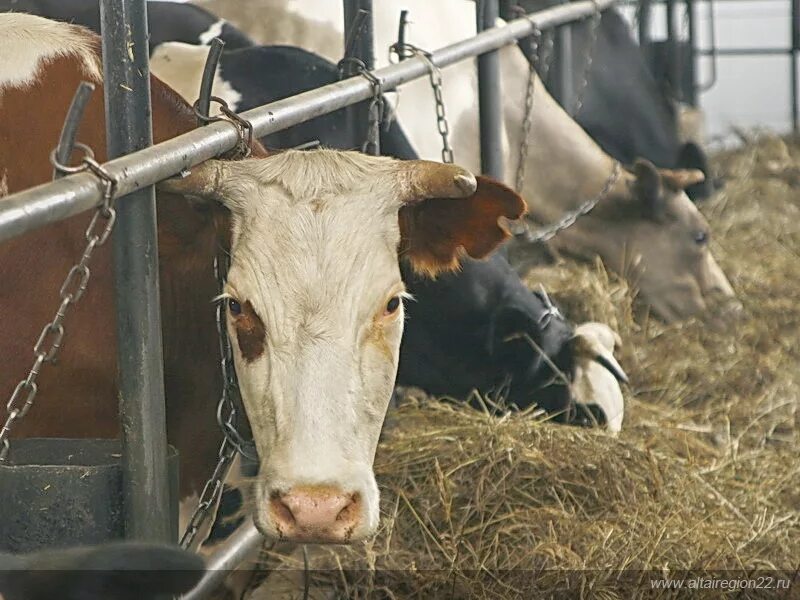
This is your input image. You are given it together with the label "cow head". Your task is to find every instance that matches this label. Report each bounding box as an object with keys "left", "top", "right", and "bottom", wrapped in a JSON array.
[
  {"left": 161, "top": 150, "right": 524, "bottom": 543},
  {"left": 555, "top": 160, "right": 739, "bottom": 323}
]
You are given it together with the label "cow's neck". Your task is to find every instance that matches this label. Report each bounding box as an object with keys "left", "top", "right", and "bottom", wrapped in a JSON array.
[
  {"left": 155, "top": 195, "right": 229, "bottom": 495},
  {"left": 505, "top": 71, "right": 627, "bottom": 224}
]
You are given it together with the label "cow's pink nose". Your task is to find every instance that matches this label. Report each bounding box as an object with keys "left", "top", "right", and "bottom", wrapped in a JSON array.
[{"left": 269, "top": 485, "right": 362, "bottom": 543}]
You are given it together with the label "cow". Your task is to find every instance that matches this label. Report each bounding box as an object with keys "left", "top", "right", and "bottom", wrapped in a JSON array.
[
  {"left": 503, "top": 2, "right": 713, "bottom": 201},
  {"left": 0, "top": 13, "right": 523, "bottom": 544},
  {"left": 148, "top": 41, "right": 627, "bottom": 429},
  {"left": 159, "top": 0, "right": 739, "bottom": 323},
  {"left": 0, "top": 0, "right": 253, "bottom": 52},
  {"left": 0, "top": 542, "right": 204, "bottom": 600}
]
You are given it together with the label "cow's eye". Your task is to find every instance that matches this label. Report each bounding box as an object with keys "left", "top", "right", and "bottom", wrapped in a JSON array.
[
  {"left": 228, "top": 298, "right": 242, "bottom": 316},
  {"left": 694, "top": 230, "right": 709, "bottom": 246},
  {"left": 385, "top": 295, "right": 402, "bottom": 316}
]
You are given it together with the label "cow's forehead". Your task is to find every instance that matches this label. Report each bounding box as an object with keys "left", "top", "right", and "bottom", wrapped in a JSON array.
[
  {"left": 222, "top": 150, "right": 403, "bottom": 212},
  {"left": 223, "top": 152, "right": 405, "bottom": 320},
  {"left": 668, "top": 190, "right": 708, "bottom": 228}
]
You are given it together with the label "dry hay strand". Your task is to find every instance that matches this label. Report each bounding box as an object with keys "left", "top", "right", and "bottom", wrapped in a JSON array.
[{"left": 241, "top": 140, "right": 799, "bottom": 598}]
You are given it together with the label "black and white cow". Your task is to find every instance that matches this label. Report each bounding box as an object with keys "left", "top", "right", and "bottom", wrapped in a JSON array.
[
  {"left": 0, "top": 0, "right": 253, "bottom": 51},
  {"left": 0, "top": 542, "right": 204, "bottom": 600},
  {"left": 505, "top": 2, "right": 712, "bottom": 200}
]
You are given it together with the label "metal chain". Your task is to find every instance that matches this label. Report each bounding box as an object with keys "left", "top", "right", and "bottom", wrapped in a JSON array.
[
  {"left": 363, "top": 81, "right": 385, "bottom": 156},
  {"left": 179, "top": 251, "right": 257, "bottom": 550},
  {"left": 513, "top": 17, "right": 556, "bottom": 196},
  {"left": 515, "top": 161, "right": 621, "bottom": 244},
  {"left": 515, "top": 25, "right": 542, "bottom": 195},
  {"left": 0, "top": 145, "right": 117, "bottom": 462},
  {"left": 337, "top": 57, "right": 386, "bottom": 156},
  {"left": 179, "top": 435, "right": 237, "bottom": 549},
  {"left": 572, "top": 1, "right": 602, "bottom": 117},
  {"left": 391, "top": 42, "right": 454, "bottom": 164},
  {"left": 192, "top": 96, "right": 253, "bottom": 160}
]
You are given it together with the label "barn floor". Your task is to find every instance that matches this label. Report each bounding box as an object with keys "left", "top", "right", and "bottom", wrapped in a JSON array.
[{"left": 239, "top": 136, "right": 800, "bottom": 598}]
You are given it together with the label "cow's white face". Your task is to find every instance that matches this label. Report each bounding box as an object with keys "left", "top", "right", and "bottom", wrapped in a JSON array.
[{"left": 162, "top": 150, "right": 524, "bottom": 543}]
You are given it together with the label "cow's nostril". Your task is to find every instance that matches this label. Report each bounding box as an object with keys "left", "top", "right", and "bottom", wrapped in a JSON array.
[
  {"left": 270, "top": 495, "right": 296, "bottom": 527},
  {"left": 266, "top": 486, "right": 363, "bottom": 542},
  {"left": 336, "top": 493, "right": 360, "bottom": 523}
]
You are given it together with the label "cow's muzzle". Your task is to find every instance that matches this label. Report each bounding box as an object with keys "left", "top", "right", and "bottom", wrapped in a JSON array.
[{"left": 265, "top": 485, "right": 364, "bottom": 544}]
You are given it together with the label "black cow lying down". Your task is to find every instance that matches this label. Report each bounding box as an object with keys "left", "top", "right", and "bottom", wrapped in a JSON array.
[{"left": 0, "top": 542, "right": 204, "bottom": 600}]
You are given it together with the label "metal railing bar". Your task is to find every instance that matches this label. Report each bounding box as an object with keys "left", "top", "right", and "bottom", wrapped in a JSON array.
[
  {"left": 180, "top": 519, "right": 264, "bottom": 600},
  {"left": 0, "top": 0, "right": 616, "bottom": 244}
]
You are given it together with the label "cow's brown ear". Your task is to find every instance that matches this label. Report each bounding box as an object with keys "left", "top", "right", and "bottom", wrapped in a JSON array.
[{"left": 399, "top": 176, "right": 526, "bottom": 277}]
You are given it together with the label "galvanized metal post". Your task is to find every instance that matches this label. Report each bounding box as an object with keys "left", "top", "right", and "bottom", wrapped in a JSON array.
[
  {"left": 476, "top": 0, "right": 505, "bottom": 180},
  {"left": 100, "top": 0, "right": 171, "bottom": 543},
  {"left": 685, "top": 0, "right": 698, "bottom": 106},
  {"left": 342, "top": 0, "right": 376, "bottom": 152},
  {"left": 553, "top": 21, "right": 575, "bottom": 114},
  {"left": 792, "top": 0, "right": 799, "bottom": 131},
  {"left": 665, "top": 0, "right": 679, "bottom": 96}
]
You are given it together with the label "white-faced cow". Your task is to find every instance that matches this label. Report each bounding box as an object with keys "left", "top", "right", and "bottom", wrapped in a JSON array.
[
  {"left": 190, "top": 0, "right": 739, "bottom": 324},
  {"left": 0, "top": 14, "right": 523, "bottom": 543}
]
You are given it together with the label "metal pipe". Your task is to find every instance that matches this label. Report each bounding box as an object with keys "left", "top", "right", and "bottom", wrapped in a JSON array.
[
  {"left": 665, "top": 0, "right": 680, "bottom": 95},
  {"left": 685, "top": 0, "right": 698, "bottom": 106},
  {"left": 696, "top": 48, "right": 793, "bottom": 56},
  {"left": 553, "top": 21, "right": 575, "bottom": 113},
  {"left": 0, "top": 0, "right": 618, "bottom": 243},
  {"left": 341, "top": 0, "right": 376, "bottom": 153},
  {"left": 476, "top": 0, "right": 505, "bottom": 180},
  {"left": 100, "top": 0, "right": 171, "bottom": 543},
  {"left": 792, "top": 0, "right": 799, "bottom": 131},
  {"left": 53, "top": 82, "right": 95, "bottom": 180},
  {"left": 180, "top": 520, "right": 264, "bottom": 600}
]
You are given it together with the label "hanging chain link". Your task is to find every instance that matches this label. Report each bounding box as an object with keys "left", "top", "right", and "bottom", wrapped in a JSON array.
[
  {"left": 180, "top": 91, "right": 262, "bottom": 550},
  {"left": 515, "top": 161, "right": 621, "bottom": 244},
  {"left": 179, "top": 251, "right": 257, "bottom": 550},
  {"left": 572, "top": 0, "right": 602, "bottom": 117},
  {"left": 0, "top": 145, "right": 117, "bottom": 463},
  {"left": 337, "top": 57, "right": 386, "bottom": 156},
  {"left": 390, "top": 42, "right": 454, "bottom": 164},
  {"left": 363, "top": 81, "right": 385, "bottom": 156},
  {"left": 511, "top": 4, "right": 609, "bottom": 244}
]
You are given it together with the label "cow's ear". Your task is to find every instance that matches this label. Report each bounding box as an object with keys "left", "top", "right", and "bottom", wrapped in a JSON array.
[
  {"left": 399, "top": 175, "right": 526, "bottom": 277},
  {"left": 631, "top": 159, "right": 666, "bottom": 220}
]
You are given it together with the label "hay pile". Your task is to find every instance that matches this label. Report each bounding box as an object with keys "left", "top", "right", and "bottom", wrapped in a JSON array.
[{"left": 242, "top": 136, "right": 799, "bottom": 598}]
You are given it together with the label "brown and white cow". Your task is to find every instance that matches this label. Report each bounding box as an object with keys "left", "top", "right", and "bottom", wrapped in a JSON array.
[{"left": 0, "top": 14, "right": 523, "bottom": 543}]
